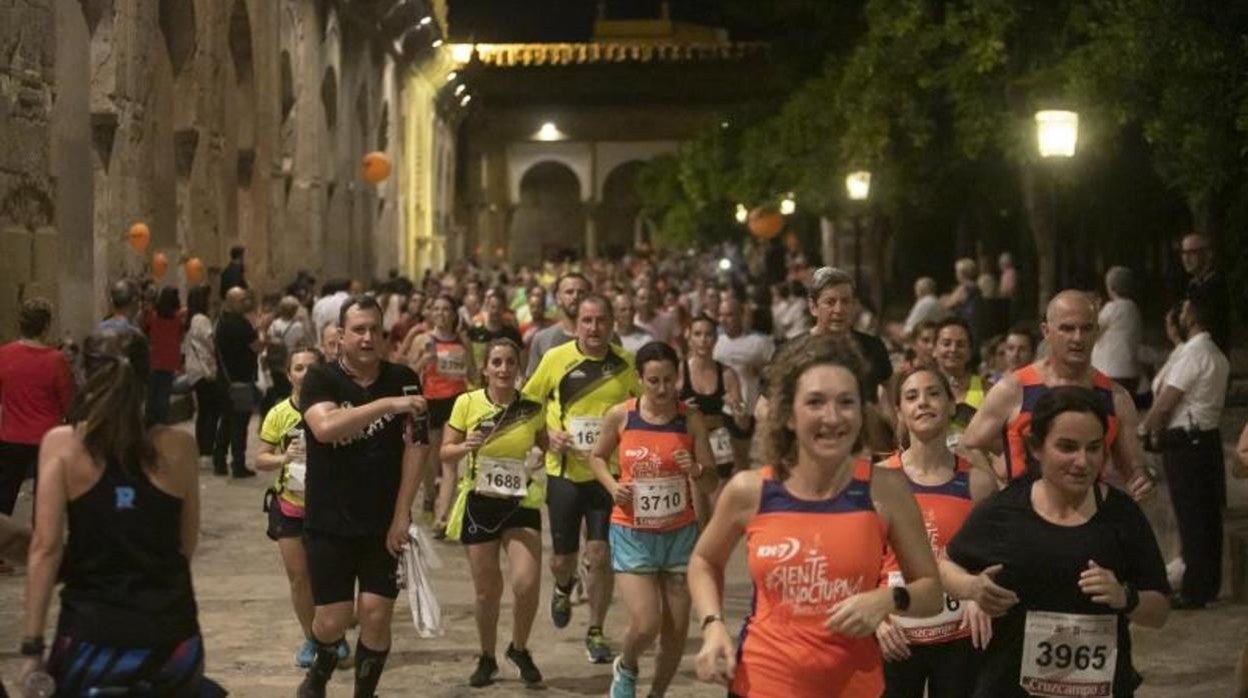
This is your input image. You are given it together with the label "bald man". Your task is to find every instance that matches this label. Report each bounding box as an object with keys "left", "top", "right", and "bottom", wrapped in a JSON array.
[
  {"left": 214, "top": 287, "right": 262, "bottom": 477},
  {"left": 961, "top": 290, "right": 1154, "bottom": 499}
]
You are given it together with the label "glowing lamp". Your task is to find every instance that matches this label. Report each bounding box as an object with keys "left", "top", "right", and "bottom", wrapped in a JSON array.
[{"left": 1036, "top": 110, "right": 1079, "bottom": 158}]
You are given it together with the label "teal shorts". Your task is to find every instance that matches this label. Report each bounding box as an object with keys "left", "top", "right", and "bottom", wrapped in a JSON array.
[{"left": 609, "top": 522, "right": 698, "bottom": 574}]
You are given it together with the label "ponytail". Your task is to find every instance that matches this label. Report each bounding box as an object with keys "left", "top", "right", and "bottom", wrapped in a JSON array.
[{"left": 68, "top": 329, "right": 156, "bottom": 476}]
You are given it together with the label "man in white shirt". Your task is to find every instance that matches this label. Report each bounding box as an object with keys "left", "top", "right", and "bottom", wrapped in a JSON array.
[
  {"left": 1141, "top": 294, "right": 1230, "bottom": 609},
  {"left": 312, "top": 279, "right": 351, "bottom": 339},
  {"left": 633, "top": 283, "right": 679, "bottom": 348},
  {"left": 613, "top": 292, "right": 653, "bottom": 354},
  {"left": 714, "top": 296, "right": 774, "bottom": 446},
  {"left": 902, "top": 276, "right": 946, "bottom": 335}
]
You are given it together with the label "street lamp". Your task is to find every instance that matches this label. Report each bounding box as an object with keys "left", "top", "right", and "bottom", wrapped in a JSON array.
[
  {"left": 1035, "top": 110, "right": 1078, "bottom": 158},
  {"left": 734, "top": 203, "right": 748, "bottom": 224},
  {"left": 534, "top": 122, "right": 566, "bottom": 142},
  {"left": 845, "top": 170, "right": 872, "bottom": 291},
  {"left": 779, "top": 194, "right": 796, "bottom": 216}
]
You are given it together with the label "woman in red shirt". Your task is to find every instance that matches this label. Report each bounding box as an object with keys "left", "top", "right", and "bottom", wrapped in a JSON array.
[
  {"left": 143, "top": 288, "right": 187, "bottom": 425},
  {"left": 0, "top": 299, "right": 74, "bottom": 520}
]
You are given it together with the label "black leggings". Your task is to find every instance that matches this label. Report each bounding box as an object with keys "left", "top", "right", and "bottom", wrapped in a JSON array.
[{"left": 882, "top": 638, "right": 978, "bottom": 698}]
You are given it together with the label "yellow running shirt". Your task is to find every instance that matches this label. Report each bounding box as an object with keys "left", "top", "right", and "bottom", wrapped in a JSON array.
[
  {"left": 259, "top": 398, "right": 305, "bottom": 513},
  {"left": 446, "top": 389, "right": 547, "bottom": 509},
  {"left": 523, "top": 340, "right": 639, "bottom": 483}
]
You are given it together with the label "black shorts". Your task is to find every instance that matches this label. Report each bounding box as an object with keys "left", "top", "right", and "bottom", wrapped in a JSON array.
[
  {"left": 460, "top": 493, "right": 542, "bottom": 545},
  {"left": 428, "top": 396, "right": 457, "bottom": 428},
  {"left": 266, "top": 502, "right": 305, "bottom": 541},
  {"left": 716, "top": 463, "right": 736, "bottom": 480},
  {"left": 546, "top": 476, "right": 613, "bottom": 555},
  {"left": 725, "top": 417, "right": 754, "bottom": 439},
  {"left": 304, "top": 531, "right": 399, "bottom": 605}
]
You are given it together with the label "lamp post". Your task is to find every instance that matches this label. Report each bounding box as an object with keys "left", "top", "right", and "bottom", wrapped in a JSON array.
[
  {"left": 1034, "top": 110, "right": 1078, "bottom": 306},
  {"left": 845, "top": 171, "right": 871, "bottom": 292}
]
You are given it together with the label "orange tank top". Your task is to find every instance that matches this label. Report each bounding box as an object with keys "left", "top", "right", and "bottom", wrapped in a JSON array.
[
  {"left": 421, "top": 336, "right": 470, "bottom": 400},
  {"left": 1002, "top": 365, "right": 1119, "bottom": 481},
  {"left": 733, "top": 460, "right": 886, "bottom": 698},
  {"left": 878, "top": 453, "right": 974, "bottom": 644},
  {"left": 611, "top": 398, "right": 696, "bottom": 531}
]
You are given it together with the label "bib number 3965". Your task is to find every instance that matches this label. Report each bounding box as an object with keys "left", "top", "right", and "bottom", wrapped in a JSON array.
[
  {"left": 1019, "top": 611, "right": 1117, "bottom": 697},
  {"left": 709, "top": 427, "right": 734, "bottom": 465}
]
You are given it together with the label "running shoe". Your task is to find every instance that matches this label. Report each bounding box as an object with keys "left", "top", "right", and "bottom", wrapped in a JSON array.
[
  {"left": 335, "top": 638, "right": 352, "bottom": 669},
  {"left": 294, "top": 638, "right": 316, "bottom": 668},
  {"left": 550, "top": 585, "right": 573, "bottom": 629},
  {"left": 296, "top": 676, "right": 325, "bottom": 698},
  {"left": 585, "top": 628, "right": 614, "bottom": 664},
  {"left": 610, "top": 656, "right": 638, "bottom": 697},
  {"left": 469, "top": 654, "right": 499, "bottom": 687},
  {"left": 505, "top": 643, "right": 544, "bottom": 688}
]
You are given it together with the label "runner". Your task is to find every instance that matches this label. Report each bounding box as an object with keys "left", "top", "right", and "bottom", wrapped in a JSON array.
[
  {"left": 525, "top": 272, "right": 591, "bottom": 378},
  {"left": 442, "top": 338, "right": 546, "bottom": 688},
  {"left": 20, "top": 329, "right": 206, "bottom": 695},
  {"left": 523, "top": 293, "right": 639, "bottom": 664},
  {"left": 689, "top": 334, "right": 942, "bottom": 697},
  {"left": 945, "top": 387, "right": 1171, "bottom": 697},
  {"left": 875, "top": 366, "right": 997, "bottom": 698},
  {"left": 713, "top": 296, "right": 774, "bottom": 472},
  {"left": 933, "top": 317, "right": 986, "bottom": 449},
  {"left": 589, "top": 341, "right": 713, "bottom": 698},
  {"left": 254, "top": 347, "right": 352, "bottom": 669},
  {"left": 406, "top": 295, "right": 476, "bottom": 537},
  {"left": 680, "top": 314, "right": 748, "bottom": 515},
  {"left": 467, "top": 287, "right": 522, "bottom": 371},
  {"left": 296, "top": 296, "right": 429, "bottom": 698},
  {"left": 960, "top": 290, "right": 1154, "bottom": 498}
]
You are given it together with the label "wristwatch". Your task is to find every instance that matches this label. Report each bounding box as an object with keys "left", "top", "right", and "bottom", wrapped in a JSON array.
[
  {"left": 1121, "top": 581, "right": 1140, "bottom": 614},
  {"left": 20, "top": 636, "right": 45, "bottom": 657},
  {"left": 701, "top": 613, "right": 724, "bottom": 630},
  {"left": 892, "top": 586, "right": 911, "bottom": 613}
]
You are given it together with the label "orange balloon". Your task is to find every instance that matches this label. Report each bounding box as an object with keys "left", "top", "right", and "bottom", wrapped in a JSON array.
[
  {"left": 152, "top": 252, "right": 169, "bottom": 278},
  {"left": 185, "top": 257, "right": 205, "bottom": 284},
  {"left": 747, "top": 207, "right": 783, "bottom": 240},
  {"left": 361, "top": 151, "right": 392, "bottom": 184},
  {"left": 494, "top": 246, "right": 505, "bottom": 258},
  {"left": 128, "top": 222, "right": 151, "bottom": 252}
]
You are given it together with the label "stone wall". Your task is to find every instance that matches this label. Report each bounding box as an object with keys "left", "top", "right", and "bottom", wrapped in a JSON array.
[{"left": 0, "top": 0, "right": 448, "bottom": 342}]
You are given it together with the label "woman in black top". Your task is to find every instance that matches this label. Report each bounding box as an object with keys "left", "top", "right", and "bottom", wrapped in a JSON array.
[
  {"left": 944, "top": 387, "right": 1170, "bottom": 697},
  {"left": 21, "top": 328, "right": 204, "bottom": 695}
]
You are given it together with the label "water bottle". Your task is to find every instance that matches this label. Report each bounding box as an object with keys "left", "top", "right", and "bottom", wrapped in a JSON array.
[{"left": 22, "top": 670, "right": 55, "bottom": 698}]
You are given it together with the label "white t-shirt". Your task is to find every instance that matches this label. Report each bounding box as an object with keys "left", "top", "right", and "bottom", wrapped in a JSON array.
[
  {"left": 1163, "top": 332, "right": 1229, "bottom": 430},
  {"left": 617, "top": 328, "right": 654, "bottom": 355},
  {"left": 903, "top": 295, "right": 945, "bottom": 335},
  {"left": 774, "top": 298, "right": 811, "bottom": 340},
  {"left": 713, "top": 331, "right": 775, "bottom": 411},
  {"left": 312, "top": 291, "right": 350, "bottom": 338},
  {"left": 635, "top": 311, "right": 679, "bottom": 347},
  {"left": 1091, "top": 299, "right": 1142, "bottom": 379}
]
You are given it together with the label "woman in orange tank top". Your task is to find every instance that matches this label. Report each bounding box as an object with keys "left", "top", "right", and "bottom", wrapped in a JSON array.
[
  {"left": 688, "top": 333, "right": 944, "bottom": 698},
  {"left": 876, "top": 366, "right": 998, "bottom": 698},
  {"left": 590, "top": 341, "right": 714, "bottom": 698}
]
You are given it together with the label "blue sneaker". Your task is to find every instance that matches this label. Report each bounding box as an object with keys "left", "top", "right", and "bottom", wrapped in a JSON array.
[
  {"left": 610, "top": 656, "right": 638, "bottom": 698},
  {"left": 295, "top": 638, "right": 316, "bottom": 668},
  {"left": 335, "top": 638, "right": 352, "bottom": 669},
  {"left": 550, "top": 585, "right": 573, "bottom": 629},
  {"left": 586, "top": 628, "right": 614, "bottom": 664}
]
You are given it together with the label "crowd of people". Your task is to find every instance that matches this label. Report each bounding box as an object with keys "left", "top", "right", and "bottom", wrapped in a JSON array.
[{"left": 0, "top": 234, "right": 1243, "bottom": 697}]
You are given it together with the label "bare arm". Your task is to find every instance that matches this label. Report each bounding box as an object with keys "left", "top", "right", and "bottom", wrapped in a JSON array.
[
  {"left": 440, "top": 424, "right": 483, "bottom": 465},
  {"left": 24, "top": 427, "right": 73, "bottom": 640},
  {"left": 304, "top": 395, "right": 414, "bottom": 445},
  {"left": 1141, "top": 385, "right": 1184, "bottom": 434},
  {"left": 722, "top": 368, "right": 749, "bottom": 429},
  {"left": 255, "top": 440, "right": 287, "bottom": 472},
  {"left": 387, "top": 439, "right": 428, "bottom": 556},
  {"left": 871, "top": 469, "right": 943, "bottom": 618},
  {"left": 1130, "top": 591, "right": 1170, "bottom": 628},
  {"left": 589, "top": 405, "right": 626, "bottom": 498},
  {"left": 687, "top": 410, "right": 715, "bottom": 478},
  {"left": 689, "top": 472, "right": 759, "bottom": 621},
  {"left": 961, "top": 375, "right": 1021, "bottom": 456}
]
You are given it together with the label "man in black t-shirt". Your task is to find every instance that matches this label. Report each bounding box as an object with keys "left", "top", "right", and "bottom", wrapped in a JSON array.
[
  {"left": 297, "top": 296, "right": 429, "bottom": 698},
  {"left": 807, "top": 266, "right": 894, "bottom": 402},
  {"left": 214, "top": 287, "right": 261, "bottom": 477}
]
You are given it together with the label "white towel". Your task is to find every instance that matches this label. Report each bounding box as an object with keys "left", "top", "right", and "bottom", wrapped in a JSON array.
[{"left": 399, "top": 523, "right": 444, "bottom": 638}]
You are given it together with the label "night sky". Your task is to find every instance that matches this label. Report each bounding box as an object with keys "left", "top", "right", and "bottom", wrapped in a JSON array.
[{"left": 448, "top": 0, "right": 751, "bottom": 42}]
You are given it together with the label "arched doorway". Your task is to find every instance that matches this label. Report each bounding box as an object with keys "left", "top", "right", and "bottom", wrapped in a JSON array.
[
  {"left": 597, "top": 160, "right": 645, "bottom": 259},
  {"left": 508, "top": 161, "right": 584, "bottom": 265}
]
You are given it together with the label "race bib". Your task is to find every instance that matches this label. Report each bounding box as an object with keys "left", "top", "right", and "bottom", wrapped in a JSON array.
[
  {"left": 286, "top": 462, "right": 306, "bottom": 493},
  {"left": 475, "top": 457, "right": 528, "bottom": 498},
  {"left": 436, "top": 346, "right": 467, "bottom": 378},
  {"left": 633, "top": 475, "right": 687, "bottom": 529},
  {"left": 887, "top": 571, "right": 965, "bottom": 644},
  {"left": 709, "top": 426, "right": 734, "bottom": 465},
  {"left": 1019, "top": 611, "right": 1117, "bottom": 698},
  {"left": 568, "top": 417, "right": 603, "bottom": 454}
]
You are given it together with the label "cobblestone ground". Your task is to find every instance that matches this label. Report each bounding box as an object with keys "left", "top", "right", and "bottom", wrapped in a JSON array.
[{"left": 1, "top": 413, "right": 1244, "bottom": 697}]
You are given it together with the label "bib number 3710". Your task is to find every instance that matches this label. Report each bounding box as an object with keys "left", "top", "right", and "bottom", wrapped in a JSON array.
[
  {"left": 1019, "top": 611, "right": 1117, "bottom": 698},
  {"left": 633, "top": 476, "right": 685, "bottom": 529}
]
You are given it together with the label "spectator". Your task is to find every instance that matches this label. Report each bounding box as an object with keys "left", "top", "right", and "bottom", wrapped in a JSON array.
[
  {"left": 613, "top": 291, "right": 653, "bottom": 354},
  {"left": 269, "top": 296, "right": 309, "bottom": 354},
  {"left": 213, "top": 287, "right": 261, "bottom": 478},
  {"left": 902, "top": 277, "right": 945, "bottom": 335},
  {"left": 1180, "top": 232, "right": 1231, "bottom": 352},
  {"left": 997, "top": 251, "right": 1018, "bottom": 299},
  {"left": 99, "top": 280, "right": 142, "bottom": 333},
  {"left": 1091, "top": 266, "right": 1143, "bottom": 392},
  {"left": 1141, "top": 294, "right": 1229, "bottom": 609},
  {"left": 807, "top": 266, "right": 893, "bottom": 403},
  {"left": 634, "top": 281, "right": 680, "bottom": 348},
  {"left": 771, "top": 280, "right": 810, "bottom": 341},
  {"left": 320, "top": 323, "right": 341, "bottom": 363},
  {"left": 0, "top": 299, "right": 74, "bottom": 519},
  {"left": 142, "top": 287, "right": 187, "bottom": 425},
  {"left": 182, "top": 285, "right": 219, "bottom": 463},
  {"left": 941, "top": 258, "right": 982, "bottom": 339},
  {"left": 1001, "top": 324, "right": 1036, "bottom": 372},
  {"left": 219, "top": 245, "right": 248, "bottom": 299},
  {"left": 311, "top": 279, "right": 350, "bottom": 339}
]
